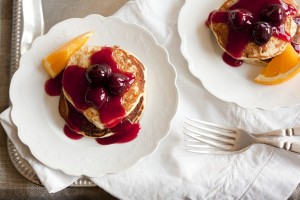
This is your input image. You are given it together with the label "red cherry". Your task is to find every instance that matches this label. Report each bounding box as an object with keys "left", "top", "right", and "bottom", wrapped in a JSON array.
[
  {"left": 107, "top": 73, "right": 130, "bottom": 96},
  {"left": 228, "top": 9, "right": 253, "bottom": 30},
  {"left": 261, "top": 4, "right": 285, "bottom": 26},
  {"left": 85, "top": 87, "right": 107, "bottom": 108},
  {"left": 252, "top": 22, "right": 273, "bottom": 45},
  {"left": 85, "top": 64, "right": 112, "bottom": 86}
]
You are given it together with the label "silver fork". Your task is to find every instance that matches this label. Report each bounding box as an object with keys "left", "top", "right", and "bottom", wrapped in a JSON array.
[{"left": 184, "top": 117, "right": 300, "bottom": 154}]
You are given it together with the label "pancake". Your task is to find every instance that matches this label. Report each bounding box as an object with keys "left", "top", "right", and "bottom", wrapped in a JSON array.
[
  {"left": 208, "top": 0, "right": 299, "bottom": 62},
  {"left": 61, "top": 45, "right": 146, "bottom": 135},
  {"left": 59, "top": 94, "right": 145, "bottom": 138}
]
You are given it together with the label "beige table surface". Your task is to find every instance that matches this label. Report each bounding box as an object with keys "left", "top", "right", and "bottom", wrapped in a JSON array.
[{"left": 1, "top": 0, "right": 300, "bottom": 199}]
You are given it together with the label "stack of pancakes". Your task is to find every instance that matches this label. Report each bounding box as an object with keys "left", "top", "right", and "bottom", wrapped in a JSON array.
[
  {"left": 209, "top": 0, "right": 299, "bottom": 64},
  {"left": 59, "top": 46, "right": 146, "bottom": 138}
]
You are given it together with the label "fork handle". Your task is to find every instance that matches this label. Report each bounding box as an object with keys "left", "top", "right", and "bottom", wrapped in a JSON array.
[
  {"left": 257, "top": 138, "right": 300, "bottom": 153},
  {"left": 289, "top": 143, "right": 300, "bottom": 153},
  {"left": 255, "top": 127, "right": 300, "bottom": 137}
]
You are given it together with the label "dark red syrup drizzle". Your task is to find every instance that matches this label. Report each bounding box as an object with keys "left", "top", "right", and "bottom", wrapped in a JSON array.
[
  {"left": 96, "top": 121, "right": 140, "bottom": 145},
  {"left": 206, "top": 11, "right": 228, "bottom": 27},
  {"left": 292, "top": 16, "right": 300, "bottom": 53},
  {"left": 207, "top": 0, "right": 298, "bottom": 67},
  {"left": 45, "top": 47, "right": 140, "bottom": 145},
  {"left": 44, "top": 71, "right": 63, "bottom": 96},
  {"left": 222, "top": 52, "right": 243, "bottom": 67},
  {"left": 62, "top": 65, "right": 90, "bottom": 110},
  {"left": 65, "top": 100, "right": 88, "bottom": 132},
  {"left": 63, "top": 125, "right": 84, "bottom": 140}
]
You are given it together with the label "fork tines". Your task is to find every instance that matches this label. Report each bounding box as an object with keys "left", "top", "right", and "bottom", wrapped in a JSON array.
[{"left": 183, "top": 117, "right": 237, "bottom": 151}]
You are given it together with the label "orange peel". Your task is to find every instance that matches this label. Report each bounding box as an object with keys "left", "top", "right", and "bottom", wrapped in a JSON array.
[
  {"left": 42, "top": 31, "right": 94, "bottom": 78},
  {"left": 255, "top": 44, "right": 300, "bottom": 85}
]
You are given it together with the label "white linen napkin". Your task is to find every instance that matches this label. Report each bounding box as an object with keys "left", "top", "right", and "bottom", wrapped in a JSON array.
[{"left": 2, "top": 0, "right": 300, "bottom": 198}]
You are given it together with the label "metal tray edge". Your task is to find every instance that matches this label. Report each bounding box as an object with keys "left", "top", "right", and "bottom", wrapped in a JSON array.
[{"left": 10, "top": 0, "right": 22, "bottom": 78}]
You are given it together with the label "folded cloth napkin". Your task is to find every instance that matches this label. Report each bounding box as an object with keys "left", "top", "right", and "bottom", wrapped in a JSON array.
[{"left": 2, "top": 0, "right": 300, "bottom": 199}]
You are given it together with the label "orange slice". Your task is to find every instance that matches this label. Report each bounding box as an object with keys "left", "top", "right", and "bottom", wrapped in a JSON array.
[
  {"left": 42, "top": 31, "right": 94, "bottom": 78},
  {"left": 255, "top": 44, "right": 300, "bottom": 85}
]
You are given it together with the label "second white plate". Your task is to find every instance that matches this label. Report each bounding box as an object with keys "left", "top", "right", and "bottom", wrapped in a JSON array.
[{"left": 178, "top": 0, "right": 300, "bottom": 110}]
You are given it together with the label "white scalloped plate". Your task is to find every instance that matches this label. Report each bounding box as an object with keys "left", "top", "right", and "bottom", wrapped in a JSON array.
[
  {"left": 178, "top": 0, "right": 300, "bottom": 110},
  {"left": 10, "top": 15, "right": 178, "bottom": 177}
]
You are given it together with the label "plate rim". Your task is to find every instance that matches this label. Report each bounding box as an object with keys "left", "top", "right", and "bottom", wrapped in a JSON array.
[{"left": 10, "top": 14, "right": 179, "bottom": 177}]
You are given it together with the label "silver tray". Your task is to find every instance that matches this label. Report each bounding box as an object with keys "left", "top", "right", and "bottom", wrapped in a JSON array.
[
  {"left": 8, "top": 0, "right": 126, "bottom": 187},
  {"left": 7, "top": 138, "right": 96, "bottom": 186}
]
